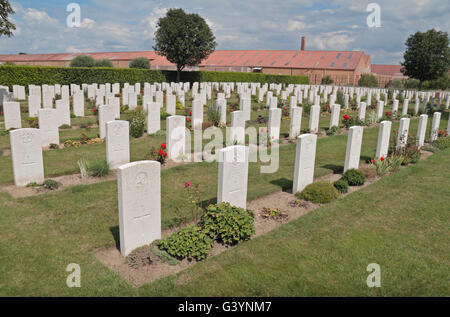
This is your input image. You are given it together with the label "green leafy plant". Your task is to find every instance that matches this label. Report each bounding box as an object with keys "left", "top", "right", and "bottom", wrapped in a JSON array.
[
  {"left": 206, "top": 103, "right": 221, "bottom": 127},
  {"left": 432, "top": 136, "right": 450, "bottom": 151},
  {"left": 77, "top": 157, "right": 89, "bottom": 179},
  {"left": 43, "top": 179, "right": 60, "bottom": 190},
  {"left": 128, "top": 109, "right": 146, "bottom": 138},
  {"left": 199, "top": 202, "right": 255, "bottom": 245},
  {"left": 326, "top": 126, "right": 340, "bottom": 136},
  {"left": 369, "top": 157, "right": 391, "bottom": 176},
  {"left": 26, "top": 117, "right": 39, "bottom": 128},
  {"left": 88, "top": 159, "right": 110, "bottom": 177},
  {"left": 158, "top": 225, "right": 213, "bottom": 261},
  {"left": 296, "top": 182, "right": 340, "bottom": 204},
  {"left": 49, "top": 143, "right": 59, "bottom": 150},
  {"left": 333, "top": 179, "right": 349, "bottom": 193},
  {"left": 342, "top": 169, "right": 366, "bottom": 186}
]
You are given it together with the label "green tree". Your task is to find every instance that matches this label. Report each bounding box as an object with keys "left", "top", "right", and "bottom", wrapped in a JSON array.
[
  {"left": 70, "top": 55, "right": 96, "bottom": 67},
  {"left": 401, "top": 29, "right": 450, "bottom": 89},
  {"left": 94, "top": 59, "right": 114, "bottom": 67},
  {"left": 153, "top": 8, "right": 216, "bottom": 82},
  {"left": 129, "top": 57, "right": 150, "bottom": 69},
  {"left": 0, "top": 0, "right": 15, "bottom": 37},
  {"left": 358, "top": 74, "right": 378, "bottom": 87}
]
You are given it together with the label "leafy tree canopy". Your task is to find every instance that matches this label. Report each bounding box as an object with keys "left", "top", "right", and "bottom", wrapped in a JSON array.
[
  {"left": 0, "top": 0, "right": 15, "bottom": 37},
  {"left": 153, "top": 8, "right": 216, "bottom": 82},
  {"left": 401, "top": 29, "right": 450, "bottom": 85}
]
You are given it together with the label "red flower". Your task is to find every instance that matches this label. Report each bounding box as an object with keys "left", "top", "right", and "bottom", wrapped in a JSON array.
[
  {"left": 343, "top": 115, "right": 350, "bottom": 120},
  {"left": 189, "top": 112, "right": 192, "bottom": 115},
  {"left": 439, "top": 130, "right": 443, "bottom": 134},
  {"left": 160, "top": 143, "right": 166, "bottom": 149},
  {"left": 163, "top": 152, "right": 167, "bottom": 157},
  {"left": 283, "top": 107, "right": 286, "bottom": 110},
  {"left": 158, "top": 149, "right": 164, "bottom": 156},
  {"left": 380, "top": 157, "right": 385, "bottom": 161},
  {"left": 184, "top": 182, "right": 191, "bottom": 188},
  {"left": 188, "top": 118, "right": 191, "bottom": 122},
  {"left": 371, "top": 159, "right": 375, "bottom": 164}
]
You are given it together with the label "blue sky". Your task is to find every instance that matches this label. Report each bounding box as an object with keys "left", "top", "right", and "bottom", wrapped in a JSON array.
[{"left": 1, "top": 0, "right": 449, "bottom": 64}]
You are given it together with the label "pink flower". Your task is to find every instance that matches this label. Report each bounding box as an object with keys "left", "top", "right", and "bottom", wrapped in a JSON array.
[{"left": 184, "top": 182, "right": 191, "bottom": 188}]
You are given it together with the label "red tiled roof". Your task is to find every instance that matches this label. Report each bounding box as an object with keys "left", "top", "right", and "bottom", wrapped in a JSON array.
[
  {"left": 0, "top": 50, "right": 366, "bottom": 70},
  {"left": 371, "top": 64, "right": 405, "bottom": 77}
]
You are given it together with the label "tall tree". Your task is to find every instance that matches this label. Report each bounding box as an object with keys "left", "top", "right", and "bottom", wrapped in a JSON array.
[
  {"left": 153, "top": 8, "right": 217, "bottom": 82},
  {"left": 0, "top": 0, "right": 15, "bottom": 37},
  {"left": 401, "top": 29, "right": 450, "bottom": 89}
]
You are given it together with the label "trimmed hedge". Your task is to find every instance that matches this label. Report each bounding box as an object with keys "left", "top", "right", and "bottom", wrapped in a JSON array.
[
  {"left": 163, "top": 70, "right": 309, "bottom": 85},
  {"left": 0, "top": 65, "right": 166, "bottom": 88},
  {"left": 0, "top": 65, "right": 309, "bottom": 89}
]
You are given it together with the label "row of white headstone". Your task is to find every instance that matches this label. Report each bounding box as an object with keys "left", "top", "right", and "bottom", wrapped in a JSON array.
[{"left": 118, "top": 109, "right": 446, "bottom": 256}]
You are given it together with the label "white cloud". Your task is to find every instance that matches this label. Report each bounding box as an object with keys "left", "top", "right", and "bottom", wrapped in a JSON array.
[
  {"left": 80, "top": 18, "right": 96, "bottom": 29},
  {"left": 22, "top": 8, "right": 58, "bottom": 25},
  {"left": 309, "top": 31, "right": 355, "bottom": 50}
]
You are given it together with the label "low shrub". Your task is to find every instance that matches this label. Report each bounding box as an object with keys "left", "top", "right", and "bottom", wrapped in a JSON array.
[
  {"left": 26, "top": 117, "right": 39, "bottom": 128},
  {"left": 145, "top": 143, "right": 168, "bottom": 165},
  {"left": 89, "top": 159, "right": 110, "bottom": 177},
  {"left": 326, "top": 126, "right": 340, "bottom": 136},
  {"left": 206, "top": 103, "right": 221, "bottom": 127},
  {"left": 296, "top": 182, "right": 339, "bottom": 204},
  {"left": 158, "top": 225, "right": 213, "bottom": 261},
  {"left": 128, "top": 109, "right": 146, "bottom": 138},
  {"left": 199, "top": 202, "right": 255, "bottom": 245},
  {"left": 432, "top": 137, "right": 450, "bottom": 151},
  {"left": 333, "top": 179, "right": 349, "bottom": 193},
  {"left": 342, "top": 169, "right": 366, "bottom": 186},
  {"left": 43, "top": 179, "right": 60, "bottom": 190}
]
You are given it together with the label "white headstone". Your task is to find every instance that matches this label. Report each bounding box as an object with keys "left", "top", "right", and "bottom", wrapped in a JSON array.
[
  {"left": 309, "top": 105, "right": 320, "bottom": 133},
  {"left": 416, "top": 114, "right": 428, "bottom": 148},
  {"left": 430, "top": 112, "right": 441, "bottom": 142},
  {"left": 73, "top": 92, "right": 85, "bottom": 117},
  {"left": 376, "top": 101, "right": 384, "bottom": 121},
  {"left": 330, "top": 104, "right": 341, "bottom": 128},
  {"left": 289, "top": 107, "right": 303, "bottom": 139},
  {"left": 358, "top": 102, "right": 366, "bottom": 121},
  {"left": 166, "top": 94, "right": 176, "bottom": 115},
  {"left": 230, "top": 111, "right": 246, "bottom": 144},
  {"left": 344, "top": 126, "right": 364, "bottom": 172},
  {"left": 292, "top": 134, "right": 317, "bottom": 193},
  {"left": 268, "top": 108, "right": 281, "bottom": 142},
  {"left": 147, "top": 102, "right": 161, "bottom": 134},
  {"left": 217, "top": 145, "right": 249, "bottom": 209},
  {"left": 38, "top": 108, "right": 59, "bottom": 147},
  {"left": 376, "top": 121, "right": 392, "bottom": 159},
  {"left": 396, "top": 118, "right": 410, "bottom": 149},
  {"left": 28, "top": 95, "right": 41, "bottom": 118},
  {"left": 118, "top": 161, "right": 161, "bottom": 256},
  {"left": 10, "top": 128, "right": 44, "bottom": 186},
  {"left": 98, "top": 105, "right": 116, "bottom": 139},
  {"left": 192, "top": 99, "right": 203, "bottom": 130},
  {"left": 106, "top": 120, "right": 130, "bottom": 169},
  {"left": 3, "top": 101, "right": 22, "bottom": 130},
  {"left": 166, "top": 115, "right": 186, "bottom": 159},
  {"left": 55, "top": 99, "right": 71, "bottom": 127}
]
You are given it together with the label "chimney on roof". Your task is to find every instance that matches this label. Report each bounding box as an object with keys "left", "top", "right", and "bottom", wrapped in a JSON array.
[{"left": 301, "top": 36, "right": 306, "bottom": 51}]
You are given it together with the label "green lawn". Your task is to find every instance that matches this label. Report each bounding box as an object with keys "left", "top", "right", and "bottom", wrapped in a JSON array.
[
  {"left": 0, "top": 130, "right": 448, "bottom": 296},
  {"left": 0, "top": 95, "right": 448, "bottom": 296}
]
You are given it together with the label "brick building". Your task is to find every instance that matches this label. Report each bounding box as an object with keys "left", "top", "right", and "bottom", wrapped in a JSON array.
[{"left": 0, "top": 37, "right": 401, "bottom": 87}]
